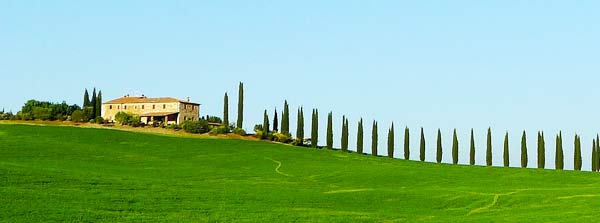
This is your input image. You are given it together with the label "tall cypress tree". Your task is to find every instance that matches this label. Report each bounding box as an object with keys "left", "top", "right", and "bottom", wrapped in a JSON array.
[
  {"left": 237, "top": 82, "right": 244, "bottom": 129},
  {"left": 404, "top": 127, "right": 410, "bottom": 160},
  {"left": 311, "top": 109, "right": 318, "bottom": 148},
  {"left": 96, "top": 90, "right": 102, "bottom": 118},
  {"left": 387, "top": 123, "right": 395, "bottom": 158},
  {"left": 503, "top": 132, "right": 509, "bottom": 167},
  {"left": 452, "top": 129, "right": 458, "bottom": 165},
  {"left": 296, "top": 107, "right": 304, "bottom": 145},
  {"left": 521, "top": 130, "right": 528, "bottom": 168},
  {"left": 371, "top": 121, "right": 378, "bottom": 156},
  {"left": 539, "top": 132, "right": 546, "bottom": 169},
  {"left": 273, "top": 109, "right": 279, "bottom": 132},
  {"left": 282, "top": 101, "right": 290, "bottom": 135},
  {"left": 357, "top": 118, "right": 364, "bottom": 154},
  {"left": 436, "top": 129, "right": 442, "bottom": 163},
  {"left": 91, "top": 88, "right": 97, "bottom": 118},
  {"left": 470, "top": 128, "right": 475, "bottom": 165},
  {"left": 420, "top": 127, "right": 426, "bottom": 162},
  {"left": 596, "top": 135, "right": 600, "bottom": 172},
  {"left": 486, "top": 128, "right": 492, "bottom": 167},
  {"left": 223, "top": 93, "right": 229, "bottom": 126},
  {"left": 262, "top": 110, "right": 269, "bottom": 139},
  {"left": 83, "top": 89, "right": 90, "bottom": 107},
  {"left": 326, "top": 112, "right": 333, "bottom": 149},
  {"left": 592, "top": 139, "right": 597, "bottom": 172},
  {"left": 574, "top": 134, "right": 582, "bottom": 171},
  {"left": 341, "top": 116, "right": 349, "bottom": 152},
  {"left": 556, "top": 132, "right": 564, "bottom": 170}
]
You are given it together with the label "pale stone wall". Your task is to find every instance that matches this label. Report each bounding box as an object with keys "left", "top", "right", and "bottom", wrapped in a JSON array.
[
  {"left": 178, "top": 103, "right": 200, "bottom": 122},
  {"left": 103, "top": 102, "right": 181, "bottom": 123}
]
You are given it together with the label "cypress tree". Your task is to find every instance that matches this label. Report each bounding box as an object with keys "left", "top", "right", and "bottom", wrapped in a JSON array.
[
  {"left": 503, "top": 132, "right": 509, "bottom": 167},
  {"left": 96, "top": 90, "right": 102, "bottom": 118},
  {"left": 556, "top": 132, "right": 564, "bottom": 170},
  {"left": 592, "top": 139, "right": 597, "bottom": 172},
  {"left": 574, "top": 134, "right": 582, "bottom": 171},
  {"left": 341, "top": 116, "right": 349, "bottom": 152},
  {"left": 237, "top": 82, "right": 244, "bottom": 129},
  {"left": 326, "top": 112, "right": 333, "bottom": 149},
  {"left": 262, "top": 110, "right": 269, "bottom": 139},
  {"left": 470, "top": 128, "right": 475, "bottom": 165},
  {"left": 486, "top": 127, "right": 492, "bottom": 167},
  {"left": 273, "top": 109, "right": 279, "bottom": 132},
  {"left": 311, "top": 109, "right": 318, "bottom": 148},
  {"left": 436, "top": 129, "right": 442, "bottom": 163},
  {"left": 296, "top": 107, "right": 304, "bottom": 145},
  {"left": 521, "top": 130, "right": 528, "bottom": 168},
  {"left": 223, "top": 93, "right": 229, "bottom": 126},
  {"left": 387, "top": 123, "right": 395, "bottom": 158},
  {"left": 357, "top": 118, "right": 364, "bottom": 154},
  {"left": 404, "top": 127, "right": 410, "bottom": 160},
  {"left": 83, "top": 89, "right": 90, "bottom": 107},
  {"left": 420, "top": 127, "right": 426, "bottom": 161},
  {"left": 596, "top": 135, "right": 600, "bottom": 172},
  {"left": 539, "top": 132, "right": 545, "bottom": 169},
  {"left": 282, "top": 101, "right": 290, "bottom": 135},
  {"left": 452, "top": 129, "right": 458, "bottom": 165},
  {"left": 372, "top": 121, "right": 378, "bottom": 156},
  {"left": 91, "top": 88, "right": 97, "bottom": 118}
]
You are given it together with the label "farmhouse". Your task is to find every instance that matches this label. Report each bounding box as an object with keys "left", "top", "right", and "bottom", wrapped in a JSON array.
[{"left": 102, "top": 95, "right": 200, "bottom": 125}]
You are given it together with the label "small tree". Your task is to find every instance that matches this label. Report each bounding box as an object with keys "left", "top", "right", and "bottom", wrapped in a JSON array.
[
  {"left": 503, "top": 132, "right": 509, "bottom": 167},
  {"left": 387, "top": 123, "right": 395, "bottom": 158},
  {"left": 574, "top": 134, "right": 582, "bottom": 171},
  {"left": 371, "top": 120, "right": 378, "bottom": 156},
  {"left": 436, "top": 129, "right": 442, "bottom": 163},
  {"left": 555, "top": 132, "right": 564, "bottom": 170},
  {"left": 96, "top": 90, "right": 102, "bottom": 118},
  {"left": 357, "top": 118, "right": 364, "bottom": 154},
  {"left": 223, "top": 93, "right": 229, "bottom": 127},
  {"left": 592, "top": 139, "right": 597, "bottom": 172},
  {"left": 262, "top": 110, "right": 270, "bottom": 139},
  {"left": 273, "top": 108, "right": 279, "bottom": 132},
  {"left": 237, "top": 82, "right": 244, "bottom": 129},
  {"left": 282, "top": 100, "right": 290, "bottom": 135},
  {"left": 91, "top": 88, "right": 97, "bottom": 118},
  {"left": 521, "top": 130, "right": 528, "bottom": 168},
  {"left": 326, "top": 112, "right": 333, "bottom": 149},
  {"left": 537, "top": 132, "right": 546, "bottom": 169},
  {"left": 404, "top": 127, "right": 410, "bottom": 160},
  {"left": 420, "top": 127, "right": 426, "bottom": 161},
  {"left": 486, "top": 128, "right": 492, "bottom": 167},
  {"left": 452, "top": 129, "right": 458, "bottom": 165},
  {"left": 83, "top": 89, "right": 90, "bottom": 107},
  {"left": 311, "top": 109, "right": 318, "bottom": 148},
  {"left": 470, "top": 128, "right": 475, "bottom": 165},
  {"left": 296, "top": 107, "right": 304, "bottom": 145},
  {"left": 341, "top": 116, "right": 349, "bottom": 152}
]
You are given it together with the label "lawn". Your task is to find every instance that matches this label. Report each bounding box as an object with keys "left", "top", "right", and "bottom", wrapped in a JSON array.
[{"left": 1, "top": 124, "right": 600, "bottom": 222}]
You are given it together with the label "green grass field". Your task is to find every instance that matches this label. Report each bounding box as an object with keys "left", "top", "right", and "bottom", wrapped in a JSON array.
[{"left": 2, "top": 124, "right": 600, "bottom": 222}]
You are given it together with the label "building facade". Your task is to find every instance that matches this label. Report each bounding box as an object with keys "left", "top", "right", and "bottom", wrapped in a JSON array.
[{"left": 102, "top": 95, "right": 200, "bottom": 125}]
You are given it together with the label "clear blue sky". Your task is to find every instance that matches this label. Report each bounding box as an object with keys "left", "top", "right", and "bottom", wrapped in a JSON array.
[{"left": 2, "top": 1, "right": 600, "bottom": 169}]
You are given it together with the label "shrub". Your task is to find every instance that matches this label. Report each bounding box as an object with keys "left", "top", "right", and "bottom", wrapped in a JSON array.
[
  {"left": 273, "top": 132, "right": 291, "bottom": 143},
  {"left": 165, "top": 124, "right": 181, "bottom": 130},
  {"left": 254, "top": 130, "right": 263, "bottom": 139},
  {"left": 95, "top": 116, "right": 105, "bottom": 124},
  {"left": 114, "top": 112, "right": 141, "bottom": 127},
  {"left": 209, "top": 126, "right": 229, "bottom": 135},
  {"left": 233, "top": 128, "right": 246, "bottom": 135},
  {"left": 207, "top": 116, "right": 223, "bottom": 123},
  {"left": 181, "top": 120, "right": 210, "bottom": 134},
  {"left": 254, "top": 124, "right": 263, "bottom": 132},
  {"left": 71, "top": 110, "right": 85, "bottom": 122}
]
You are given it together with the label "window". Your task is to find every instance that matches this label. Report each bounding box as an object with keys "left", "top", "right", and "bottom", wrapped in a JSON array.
[
  {"left": 109, "top": 105, "right": 112, "bottom": 109},
  {"left": 142, "top": 105, "right": 145, "bottom": 109},
  {"left": 117, "top": 105, "right": 120, "bottom": 109},
  {"left": 124, "top": 105, "right": 127, "bottom": 109},
  {"left": 153, "top": 105, "right": 155, "bottom": 109},
  {"left": 163, "top": 104, "right": 166, "bottom": 109}
]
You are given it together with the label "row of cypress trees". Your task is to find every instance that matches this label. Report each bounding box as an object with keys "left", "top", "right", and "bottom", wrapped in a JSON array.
[{"left": 82, "top": 88, "right": 102, "bottom": 119}]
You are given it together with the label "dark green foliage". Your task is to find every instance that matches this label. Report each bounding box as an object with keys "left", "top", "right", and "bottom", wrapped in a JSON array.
[
  {"left": 83, "top": 89, "right": 90, "bottom": 107},
  {"left": 452, "top": 129, "right": 458, "bottom": 165},
  {"left": 404, "top": 127, "right": 410, "bottom": 160},
  {"left": 326, "top": 112, "right": 333, "bottom": 149},
  {"left": 470, "top": 128, "right": 475, "bottom": 165},
  {"left": 282, "top": 101, "right": 290, "bottom": 135},
  {"left": 71, "top": 110, "right": 85, "bottom": 122},
  {"left": 19, "top": 100, "right": 80, "bottom": 121},
  {"left": 504, "top": 132, "right": 509, "bottom": 167},
  {"left": 237, "top": 82, "right": 244, "bottom": 129},
  {"left": 436, "top": 129, "right": 442, "bottom": 163},
  {"left": 555, "top": 132, "right": 564, "bottom": 170},
  {"left": 521, "top": 130, "right": 528, "bottom": 168},
  {"left": 387, "top": 123, "right": 395, "bottom": 158},
  {"left": 296, "top": 107, "right": 304, "bottom": 145},
  {"left": 181, "top": 120, "right": 210, "bottom": 134},
  {"left": 114, "top": 112, "right": 141, "bottom": 127},
  {"left": 96, "top": 91, "right": 102, "bottom": 118},
  {"left": 223, "top": 93, "right": 229, "bottom": 127},
  {"left": 574, "top": 134, "right": 582, "bottom": 171},
  {"left": 263, "top": 110, "right": 270, "bottom": 138},
  {"left": 273, "top": 109, "right": 279, "bottom": 132},
  {"left": 311, "top": 109, "right": 318, "bottom": 148},
  {"left": 341, "top": 116, "right": 349, "bottom": 152},
  {"left": 537, "top": 132, "right": 545, "bottom": 169},
  {"left": 357, "top": 118, "right": 364, "bottom": 154},
  {"left": 91, "top": 88, "right": 97, "bottom": 119},
  {"left": 420, "top": 127, "right": 426, "bottom": 162},
  {"left": 597, "top": 135, "right": 600, "bottom": 172},
  {"left": 486, "top": 128, "right": 492, "bottom": 167},
  {"left": 592, "top": 139, "right": 597, "bottom": 172},
  {"left": 371, "top": 121, "right": 378, "bottom": 156}
]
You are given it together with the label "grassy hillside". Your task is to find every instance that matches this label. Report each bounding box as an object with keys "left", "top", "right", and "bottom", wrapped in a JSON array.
[{"left": 1, "top": 124, "right": 600, "bottom": 222}]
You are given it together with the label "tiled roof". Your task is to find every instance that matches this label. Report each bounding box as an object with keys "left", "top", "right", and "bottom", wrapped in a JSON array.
[{"left": 103, "top": 96, "right": 199, "bottom": 105}]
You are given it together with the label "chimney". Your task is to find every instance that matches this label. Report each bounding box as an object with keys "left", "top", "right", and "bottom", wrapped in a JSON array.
[{"left": 187, "top": 97, "right": 190, "bottom": 102}]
